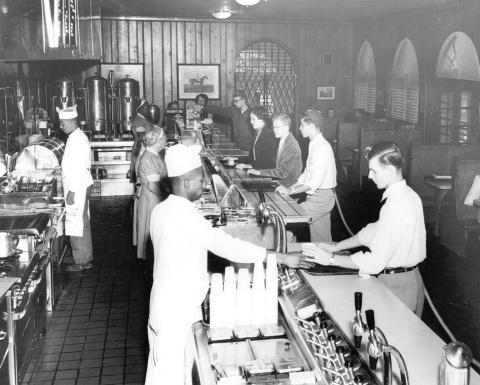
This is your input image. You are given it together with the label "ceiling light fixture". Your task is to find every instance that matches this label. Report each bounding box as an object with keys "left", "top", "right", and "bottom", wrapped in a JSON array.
[
  {"left": 211, "top": 9, "right": 232, "bottom": 19},
  {"left": 235, "top": 0, "right": 261, "bottom": 6}
]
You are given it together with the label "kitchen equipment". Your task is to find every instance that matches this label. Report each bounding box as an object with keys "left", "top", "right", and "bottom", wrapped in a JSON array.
[
  {"left": 117, "top": 76, "right": 139, "bottom": 133},
  {"left": 85, "top": 75, "right": 108, "bottom": 133},
  {"left": 91, "top": 168, "right": 107, "bottom": 179},
  {"left": 53, "top": 80, "right": 76, "bottom": 123},
  {"left": 147, "top": 104, "right": 161, "bottom": 125},
  {"left": 15, "top": 138, "right": 64, "bottom": 172},
  {"left": 0, "top": 232, "right": 19, "bottom": 259},
  {"left": 440, "top": 341, "right": 473, "bottom": 385}
]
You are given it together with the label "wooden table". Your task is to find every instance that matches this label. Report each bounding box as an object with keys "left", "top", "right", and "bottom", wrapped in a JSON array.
[
  {"left": 424, "top": 175, "right": 452, "bottom": 236},
  {"left": 474, "top": 198, "right": 480, "bottom": 223}
]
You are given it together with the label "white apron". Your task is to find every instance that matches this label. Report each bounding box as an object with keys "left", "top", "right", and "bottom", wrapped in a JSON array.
[{"left": 65, "top": 188, "right": 87, "bottom": 237}]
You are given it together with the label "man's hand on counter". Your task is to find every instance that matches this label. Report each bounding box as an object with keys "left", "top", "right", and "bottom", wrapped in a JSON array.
[
  {"left": 247, "top": 168, "right": 261, "bottom": 176},
  {"left": 276, "top": 252, "right": 313, "bottom": 269},
  {"left": 301, "top": 244, "right": 332, "bottom": 265},
  {"left": 275, "top": 185, "right": 290, "bottom": 195},
  {"left": 66, "top": 191, "right": 75, "bottom": 205}
]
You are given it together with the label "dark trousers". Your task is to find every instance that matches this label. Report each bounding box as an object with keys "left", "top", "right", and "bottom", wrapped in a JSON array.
[{"left": 70, "top": 185, "right": 93, "bottom": 265}]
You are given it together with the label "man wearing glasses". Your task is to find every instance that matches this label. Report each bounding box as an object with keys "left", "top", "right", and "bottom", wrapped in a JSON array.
[{"left": 206, "top": 89, "right": 253, "bottom": 150}]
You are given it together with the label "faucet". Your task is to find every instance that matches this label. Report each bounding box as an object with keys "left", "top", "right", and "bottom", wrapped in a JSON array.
[
  {"left": 366, "top": 310, "right": 409, "bottom": 385},
  {"left": 257, "top": 186, "right": 287, "bottom": 253},
  {"left": 352, "top": 292, "right": 367, "bottom": 348}
]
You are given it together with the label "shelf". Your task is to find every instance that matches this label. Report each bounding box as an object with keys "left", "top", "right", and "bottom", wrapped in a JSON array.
[
  {"left": 90, "top": 141, "right": 134, "bottom": 148},
  {"left": 92, "top": 161, "right": 131, "bottom": 166}
]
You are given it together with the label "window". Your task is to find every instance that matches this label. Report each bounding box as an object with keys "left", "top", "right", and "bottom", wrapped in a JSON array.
[
  {"left": 388, "top": 38, "right": 419, "bottom": 124},
  {"left": 434, "top": 32, "right": 480, "bottom": 143},
  {"left": 353, "top": 41, "right": 376, "bottom": 114}
]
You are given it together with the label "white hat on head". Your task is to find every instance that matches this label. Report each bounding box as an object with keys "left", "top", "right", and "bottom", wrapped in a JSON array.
[
  {"left": 165, "top": 144, "right": 202, "bottom": 177},
  {"left": 56, "top": 105, "right": 78, "bottom": 120}
]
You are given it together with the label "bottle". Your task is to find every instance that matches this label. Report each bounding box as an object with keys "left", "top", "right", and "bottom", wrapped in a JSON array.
[{"left": 440, "top": 341, "right": 473, "bottom": 385}]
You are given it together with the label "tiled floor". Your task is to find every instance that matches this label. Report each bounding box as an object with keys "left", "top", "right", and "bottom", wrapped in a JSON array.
[{"left": 21, "top": 180, "right": 480, "bottom": 384}]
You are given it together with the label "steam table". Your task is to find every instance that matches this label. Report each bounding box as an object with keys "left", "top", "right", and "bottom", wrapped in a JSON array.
[{"left": 208, "top": 129, "right": 312, "bottom": 225}]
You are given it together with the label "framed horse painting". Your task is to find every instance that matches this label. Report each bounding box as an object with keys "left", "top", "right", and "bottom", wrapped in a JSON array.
[{"left": 177, "top": 64, "right": 220, "bottom": 100}]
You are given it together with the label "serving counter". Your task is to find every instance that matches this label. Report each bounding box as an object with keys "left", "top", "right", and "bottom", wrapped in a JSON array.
[{"left": 193, "top": 264, "right": 480, "bottom": 385}]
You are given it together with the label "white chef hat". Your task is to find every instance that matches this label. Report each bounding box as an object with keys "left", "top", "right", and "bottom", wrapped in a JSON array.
[
  {"left": 165, "top": 144, "right": 202, "bottom": 177},
  {"left": 56, "top": 105, "right": 78, "bottom": 120}
]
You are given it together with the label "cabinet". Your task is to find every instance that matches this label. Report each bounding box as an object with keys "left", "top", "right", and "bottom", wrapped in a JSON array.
[{"left": 90, "top": 141, "right": 134, "bottom": 197}]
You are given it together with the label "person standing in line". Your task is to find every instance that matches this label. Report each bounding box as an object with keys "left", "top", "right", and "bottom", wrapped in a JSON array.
[
  {"left": 247, "top": 113, "right": 303, "bottom": 188},
  {"left": 136, "top": 125, "right": 167, "bottom": 261},
  {"left": 206, "top": 89, "right": 253, "bottom": 151},
  {"left": 302, "top": 142, "right": 426, "bottom": 316},
  {"left": 145, "top": 144, "right": 310, "bottom": 385},
  {"left": 236, "top": 106, "right": 277, "bottom": 170},
  {"left": 130, "top": 99, "right": 154, "bottom": 183},
  {"left": 277, "top": 109, "right": 337, "bottom": 242},
  {"left": 57, "top": 105, "right": 94, "bottom": 272}
]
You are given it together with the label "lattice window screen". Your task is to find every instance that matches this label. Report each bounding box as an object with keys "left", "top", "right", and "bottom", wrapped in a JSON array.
[{"left": 235, "top": 41, "right": 296, "bottom": 117}]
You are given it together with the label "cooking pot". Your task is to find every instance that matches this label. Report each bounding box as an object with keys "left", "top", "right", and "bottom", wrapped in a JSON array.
[{"left": 0, "top": 232, "right": 19, "bottom": 259}]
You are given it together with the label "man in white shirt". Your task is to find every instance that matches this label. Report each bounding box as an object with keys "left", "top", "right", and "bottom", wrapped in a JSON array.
[
  {"left": 146, "top": 144, "right": 309, "bottom": 385},
  {"left": 302, "top": 142, "right": 426, "bottom": 316},
  {"left": 277, "top": 109, "right": 337, "bottom": 242},
  {"left": 58, "top": 105, "right": 94, "bottom": 272}
]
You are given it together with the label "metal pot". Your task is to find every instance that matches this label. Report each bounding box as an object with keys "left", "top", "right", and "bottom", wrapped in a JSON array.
[
  {"left": 0, "top": 232, "right": 19, "bottom": 259},
  {"left": 117, "top": 76, "right": 139, "bottom": 132}
]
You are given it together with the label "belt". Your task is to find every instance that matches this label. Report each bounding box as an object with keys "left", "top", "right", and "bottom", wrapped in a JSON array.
[{"left": 378, "top": 265, "right": 418, "bottom": 275}]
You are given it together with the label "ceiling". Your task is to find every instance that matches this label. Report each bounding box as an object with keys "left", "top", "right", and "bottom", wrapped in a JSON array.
[{"left": 2, "top": 0, "right": 458, "bottom": 22}]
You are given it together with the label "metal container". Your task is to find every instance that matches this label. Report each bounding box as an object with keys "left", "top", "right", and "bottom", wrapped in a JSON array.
[
  {"left": 117, "top": 76, "right": 139, "bottom": 132},
  {"left": 147, "top": 104, "right": 161, "bottom": 125},
  {"left": 14, "top": 79, "right": 29, "bottom": 121},
  {"left": 440, "top": 341, "right": 473, "bottom": 385},
  {"left": 15, "top": 137, "right": 65, "bottom": 171},
  {"left": 53, "top": 80, "right": 76, "bottom": 123},
  {"left": 0, "top": 232, "right": 18, "bottom": 259},
  {"left": 85, "top": 75, "right": 108, "bottom": 133}
]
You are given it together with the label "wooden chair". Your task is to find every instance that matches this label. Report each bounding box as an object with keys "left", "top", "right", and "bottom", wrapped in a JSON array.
[{"left": 439, "top": 158, "right": 480, "bottom": 257}]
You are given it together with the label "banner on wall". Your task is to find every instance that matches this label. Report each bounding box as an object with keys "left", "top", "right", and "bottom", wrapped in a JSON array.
[{"left": 41, "top": 0, "right": 78, "bottom": 49}]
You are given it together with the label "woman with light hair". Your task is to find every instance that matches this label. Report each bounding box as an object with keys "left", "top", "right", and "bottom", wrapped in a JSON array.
[{"left": 135, "top": 125, "right": 167, "bottom": 260}]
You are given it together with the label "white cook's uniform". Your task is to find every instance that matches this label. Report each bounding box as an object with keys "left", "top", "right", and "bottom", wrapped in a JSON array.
[
  {"left": 62, "top": 128, "right": 93, "bottom": 236},
  {"left": 146, "top": 194, "right": 266, "bottom": 385}
]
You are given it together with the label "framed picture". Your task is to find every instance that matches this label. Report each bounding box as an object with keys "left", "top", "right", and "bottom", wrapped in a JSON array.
[
  {"left": 316, "top": 86, "right": 335, "bottom": 101},
  {"left": 322, "top": 52, "right": 334, "bottom": 67},
  {"left": 177, "top": 64, "right": 220, "bottom": 100}
]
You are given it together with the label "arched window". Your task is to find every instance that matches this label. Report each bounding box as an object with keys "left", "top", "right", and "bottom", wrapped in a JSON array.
[
  {"left": 234, "top": 40, "right": 296, "bottom": 117},
  {"left": 435, "top": 32, "right": 480, "bottom": 143},
  {"left": 388, "top": 38, "right": 419, "bottom": 124},
  {"left": 353, "top": 41, "right": 376, "bottom": 114}
]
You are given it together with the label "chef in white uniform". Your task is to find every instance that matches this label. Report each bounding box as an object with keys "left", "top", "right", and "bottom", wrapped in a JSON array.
[
  {"left": 146, "top": 144, "right": 309, "bottom": 385},
  {"left": 58, "top": 105, "right": 94, "bottom": 272}
]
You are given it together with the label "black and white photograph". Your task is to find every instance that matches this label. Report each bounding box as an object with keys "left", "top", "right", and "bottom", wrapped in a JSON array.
[{"left": 1, "top": 0, "right": 480, "bottom": 384}]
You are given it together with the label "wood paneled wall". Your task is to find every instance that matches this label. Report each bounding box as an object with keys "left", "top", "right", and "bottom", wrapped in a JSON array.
[{"left": 100, "top": 18, "right": 353, "bottom": 117}]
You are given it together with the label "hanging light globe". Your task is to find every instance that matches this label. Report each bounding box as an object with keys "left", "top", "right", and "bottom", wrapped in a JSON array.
[
  {"left": 211, "top": 9, "right": 232, "bottom": 19},
  {"left": 235, "top": 0, "right": 261, "bottom": 6}
]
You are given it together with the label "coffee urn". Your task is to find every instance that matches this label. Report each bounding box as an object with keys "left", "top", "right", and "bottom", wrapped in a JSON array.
[
  {"left": 53, "top": 79, "right": 76, "bottom": 123},
  {"left": 85, "top": 75, "right": 108, "bottom": 135},
  {"left": 117, "top": 76, "right": 139, "bottom": 133}
]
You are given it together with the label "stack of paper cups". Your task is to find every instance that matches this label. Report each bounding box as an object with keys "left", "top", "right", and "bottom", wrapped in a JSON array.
[
  {"left": 265, "top": 253, "right": 278, "bottom": 325},
  {"left": 209, "top": 273, "right": 224, "bottom": 328},
  {"left": 223, "top": 266, "right": 236, "bottom": 329},
  {"left": 236, "top": 268, "right": 251, "bottom": 326},
  {"left": 251, "top": 262, "right": 266, "bottom": 327}
]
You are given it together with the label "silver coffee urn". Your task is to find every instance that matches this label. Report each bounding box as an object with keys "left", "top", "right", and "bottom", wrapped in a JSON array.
[
  {"left": 117, "top": 76, "right": 139, "bottom": 135},
  {"left": 53, "top": 79, "right": 76, "bottom": 123},
  {"left": 85, "top": 75, "right": 108, "bottom": 139},
  {"left": 440, "top": 341, "right": 473, "bottom": 385}
]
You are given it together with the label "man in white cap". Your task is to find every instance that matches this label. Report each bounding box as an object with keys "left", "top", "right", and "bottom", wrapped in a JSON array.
[
  {"left": 57, "top": 105, "right": 94, "bottom": 272},
  {"left": 146, "top": 144, "right": 309, "bottom": 385}
]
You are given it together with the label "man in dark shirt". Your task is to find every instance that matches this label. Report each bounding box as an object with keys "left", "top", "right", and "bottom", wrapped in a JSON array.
[{"left": 206, "top": 90, "right": 253, "bottom": 151}]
